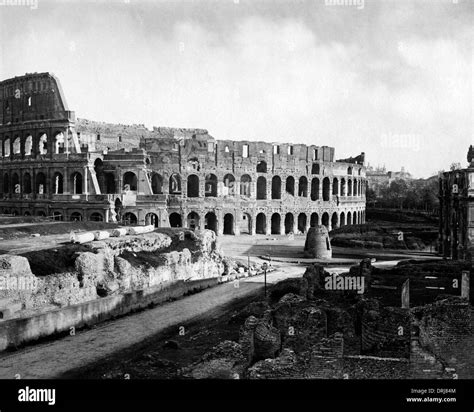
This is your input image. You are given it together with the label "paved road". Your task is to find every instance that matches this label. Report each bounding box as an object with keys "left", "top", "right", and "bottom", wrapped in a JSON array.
[{"left": 0, "top": 267, "right": 305, "bottom": 379}]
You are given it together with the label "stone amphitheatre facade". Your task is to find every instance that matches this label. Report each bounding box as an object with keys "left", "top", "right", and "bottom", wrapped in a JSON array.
[{"left": 0, "top": 72, "right": 366, "bottom": 235}]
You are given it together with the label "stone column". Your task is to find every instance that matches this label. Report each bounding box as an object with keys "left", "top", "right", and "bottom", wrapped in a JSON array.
[
  {"left": 266, "top": 214, "right": 272, "bottom": 235},
  {"left": 83, "top": 166, "right": 89, "bottom": 195}
]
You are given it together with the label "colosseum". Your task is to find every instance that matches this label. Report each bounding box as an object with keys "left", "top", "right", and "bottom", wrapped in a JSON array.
[{"left": 0, "top": 72, "right": 366, "bottom": 235}]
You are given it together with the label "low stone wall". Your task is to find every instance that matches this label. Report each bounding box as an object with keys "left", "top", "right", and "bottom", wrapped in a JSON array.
[
  {"left": 0, "top": 277, "right": 218, "bottom": 352},
  {"left": 414, "top": 296, "right": 471, "bottom": 365}
]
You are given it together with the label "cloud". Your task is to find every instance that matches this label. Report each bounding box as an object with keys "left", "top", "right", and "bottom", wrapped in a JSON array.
[{"left": 0, "top": 0, "right": 471, "bottom": 177}]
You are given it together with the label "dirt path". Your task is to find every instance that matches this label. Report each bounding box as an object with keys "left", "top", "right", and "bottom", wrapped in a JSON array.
[{"left": 0, "top": 268, "right": 305, "bottom": 379}]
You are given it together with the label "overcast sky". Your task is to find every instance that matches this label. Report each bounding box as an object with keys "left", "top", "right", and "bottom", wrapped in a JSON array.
[{"left": 0, "top": 0, "right": 472, "bottom": 177}]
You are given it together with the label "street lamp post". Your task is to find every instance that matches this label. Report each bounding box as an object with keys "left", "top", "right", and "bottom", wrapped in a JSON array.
[{"left": 262, "top": 262, "right": 268, "bottom": 298}]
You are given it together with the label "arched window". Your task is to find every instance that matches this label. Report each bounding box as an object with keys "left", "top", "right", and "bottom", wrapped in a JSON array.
[
  {"left": 4, "top": 138, "right": 10, "bottom": 157},
  {"left": 38, "top": 133, "right": 47, "bottom": 155},
  {"left": 187, "top": 175, "right": 200, "bottom": 197},
  {"left": 322, "top": 177, "right": 330, "bottom": 201},
  {"left": 257, "top": 161, "right": 267, "bottom": 173},
  {"left": 298, "top": 176, "right": 308, "bottom": 197},
  {"left": 169, "top": 174, "right": 181, "bottom": 194},
  {"left": 205, "top": 174, "right": 217, "bottom": 197},
  {"left": 240, "top": 174, "right": 251, "bottom": 197},
  {"left": 54, "top": 172, "right": 64, "bottom": 194},
  {"left": 151, "top": 173, "right": 163, "bottom": 194},
  {"left": 23, "top": 173, "right": 32, "bottom": 194},
  {"left": 24, "top": 135, "right": 33, "bottom": 156},
  {"left": 71, "top": 172, "right": 83, "bottom": 195},
  {"left": 223, "top": 174, "right": 235, "bottom": 196},
  {"left": 13, "top": 137, "right": 21, "bottom": 154},
  {"left": 54, "top": 132, "right": 65, "bottom": 154},
  {"left": 311, "top": 178, "right": 319, "bottom": 201},
  {"left": 271, "top": 176, "right": 281, "bottom": 199},
  {"left": 285, "top": 176, "right": 295, "bottom": 196},
  {"left": 36, "top": 172, "right": 46, "bottom": 194},
  {"left": 123, "top": 171, "right": 138, "bottom": 191},
  {"left": 257, "top": 176, "right": 267, "bottom": 199}
]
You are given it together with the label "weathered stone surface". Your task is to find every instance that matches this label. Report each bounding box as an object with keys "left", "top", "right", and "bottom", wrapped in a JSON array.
[
  {"left": 302, "top": 264, "right": 326, "bottom": 298},
  {"left": 239, "top": 315, "right": 259, "bottom": 364},
  {"left": 253, "top": 313, "right": 282, "bottom": 361},
  {"left": 247, "top": 348, "right": 299, "bottom": 379},
  {"left": 304, "top": 225, "right": 332, "bottom": 259},
  {"left": 181, "top": 340, "right": 246, "bottom": 379},
  {"left": 273, "top": 298, "right": 327, "bottom": 353}
]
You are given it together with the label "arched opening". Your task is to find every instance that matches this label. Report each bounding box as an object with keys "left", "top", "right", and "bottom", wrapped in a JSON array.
[
  {"left": 223, "top": 174, "right": 235, "bottom": 196},
  {"left": 38, "top": 133, "right": 47, "bottom": 155},
  {"left": 285, "top": 176, "right": 295, "bottom": 196},
  {"left": 71, "top": 172, "right": 83, "bottom": 194},
  {"left": 123, "top": 212, "right": 138, "bottom": 225},
  {"left": 341, "top": 178, "right": 346, "bottom": 196},
  {"left": 3, "top": 173, "right": 9, "bottom": 194},
  {"left": 310, "top": 212, "right": 319, "bottom": 227},
  {"left": 187, "top": 211, "right": 200, "bottom": 230},
  {"left": 353, "top": 212, "right": 357, "bottom": 225},
  {"left": 256, "top": 161, "right": 267, "bottom": 173},
  {"left": 353, "top": 179, "right": 357, "bottom": 196},
  {"left": 36, "top": 172, "right": 46, "bottom": 194},
  {"left": 3, "top": 138, "right": 10, "bottom": 157},
  {"left": 340, "top": 212, "right": 346, "bottom": 226},
  {"left": 256, "top": 213, "right": 266, "bottom": 234},
  {"left": 12, "top": 173, "right": 20, "bottom": 194},
  {"left": 205, "top": 174, "right": 217, "bottom": 197},
  {"left": 311, "top": 163, "right": 320, "bottom": 174},
  {"left": 297, "top": 213, "right": 307, "bottom": 233},
  {"left": 36, "top": 210, "right": 46, "bottom": 217},
  {"left": 169, "top": 174, "right": 181, "bottom": 194},
  {"left": 54, "top": 132, "right": 65, "bottom": 154},
  {"left": 347, "top": 211, "right": 352, "bottom": 225},
  {"left": 151, "top": 173, "right": 163, "bottom": 194},
  {"left": 145, "top": 212, "right": 159, "bottom": 227},
  {"left": 24, "top": 211, "right": 31, "bottom": 216},
  {"left": 169, "top": 212, "right": 182, "bottom": 227},
  {"left": 205, "top": 212, "right": 217, "bottom": 234},
  {"left": 123, "top": 171, "right": 138, "bottom": 191},
  {"left": 240, "top": 174, "right": 251, "bottom": 197},
  {"left": 348, "top": 179, "right": 352, "bottom": 196},
  {"left": 239, "top": 213, "right": 251, "bottom": 234},
  {"left": 298, "top": 176, "right": 308, "bottom": 197},
  {"left": 70, "top": 212, "right": 83, "bottom": 222},
  {"left": 13, "top": 137, "right": 21, "bottom": 154},
  {"left": 284, "top": 213, "right": 294, "bottom": 234},
  {"left": 23, "top": 173, "right": 32, "bottom": 194},
  {"left": 90, "top": 212, "right": 104, "bottom": 222},
  {"left": 223, "top": 213, "right": 234, "bottom": 235},
  {"left": 347, "top": 166, "right": 353, "bottom": 175},
  {"left": 322, "top": 212, "right": 329, "bottom": 229},
  {"left": 331, "top": 212, "right": 338, "bottom": 229},
  {"left": 187, "top": 174, "right": 200, "bottom": 198},
  {"left": 271, "top": 176, "right": 281, "bottom": 199},
  {"left": 311, "top": 178, "right": 319, "bottom": 201},
  {"left": 257, "top": 176, "right": 267, "bottom": 199},
  {"left": 53, "top": 211, "right": 63, "bottom": 221},
  {"left": 24, "top": 135, "right": 33, "bottom": 156},
  {"left": 53, "top": 172, "right": 64, "bottom": 194},
  {"left": 271, "top": 213, "right": 281, "bottom": 234},
  {"left": 332, "top": 178, "right": 339, "bottom": 196},
  {"left": 322, "top": 177, "right": 330, "bottom": 201}
]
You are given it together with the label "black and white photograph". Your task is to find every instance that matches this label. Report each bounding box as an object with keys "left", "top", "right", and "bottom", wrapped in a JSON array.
[{"left": 0, "top": 0, "right": 473, "bottom": 408}]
